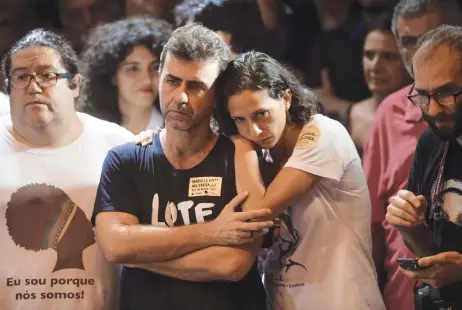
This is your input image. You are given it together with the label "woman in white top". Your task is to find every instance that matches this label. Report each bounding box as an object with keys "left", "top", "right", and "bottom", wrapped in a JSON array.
[
  {"left": 80, "top": 17, "right": 172, "bottom": 134},
  {"left": 214, "top": 51, "right": 385, "bottom": 310}
]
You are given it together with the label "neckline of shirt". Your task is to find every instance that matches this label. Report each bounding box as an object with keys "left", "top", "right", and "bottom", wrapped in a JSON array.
[{"left": 1, "top": 113, "right": 89, "bottom": 155}]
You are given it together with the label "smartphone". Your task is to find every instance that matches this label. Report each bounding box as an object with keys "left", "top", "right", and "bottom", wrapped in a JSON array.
[{"left": 397, "top": 258, "right": 430, "bottom": 271}]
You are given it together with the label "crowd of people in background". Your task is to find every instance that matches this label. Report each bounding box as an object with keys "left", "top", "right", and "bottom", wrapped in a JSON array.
[{"left": 2, "top": 0, "right": 462, "bottom": 310}]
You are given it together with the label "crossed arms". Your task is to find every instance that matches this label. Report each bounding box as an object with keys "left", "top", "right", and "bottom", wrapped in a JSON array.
[{"left": 93, "top": 147, "right": 273, "bottom": 282}]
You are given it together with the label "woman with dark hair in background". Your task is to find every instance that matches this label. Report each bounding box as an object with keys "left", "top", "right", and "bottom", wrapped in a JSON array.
[
  {"left": 214, "top": 51, "right": 384, "bottom": 310},
  {"left": 80, "top": 17, "right": 173, "bottom": 134},
  {"left": 346, "top": 15, "right": 410, "bottom": 154}
]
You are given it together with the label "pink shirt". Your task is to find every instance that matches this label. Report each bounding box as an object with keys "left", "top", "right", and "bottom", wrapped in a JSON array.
[{"left": 362, "top": 85, "right": 428, "bottom": 310}]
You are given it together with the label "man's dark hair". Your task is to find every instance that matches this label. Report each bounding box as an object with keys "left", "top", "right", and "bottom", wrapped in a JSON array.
[
  {"left": 391, "top": 0, "right": 462, "bottom": 36},
  {"left": 1, "top": 28, "right": 79, "bottom": 93},
  {"left": 79, "top": 17, "right": 173, "bottom": 124},
  {"left": 413, "top": 24, "right": 462, "bottom": 65},
  {"left": 173, "top": 0, "right": 284, "bottom": 58},
  {"left": 214, "top": 51, "right": 318, "bottom": 135},
  {"left": 159, "top": 23, "right": 231, "bottom": 74}
]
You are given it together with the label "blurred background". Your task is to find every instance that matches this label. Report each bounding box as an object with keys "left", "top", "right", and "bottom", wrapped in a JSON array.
[{"left": 0, "top": 0, "right": 427, "bottom": 119}]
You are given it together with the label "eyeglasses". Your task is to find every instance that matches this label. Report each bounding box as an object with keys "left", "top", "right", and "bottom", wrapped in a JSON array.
[
  {"left": 8, "top": 72, "right": 75, "bottom": 89},
  {"left": 407, "top": 83, "right": 462, "bottom": 107}
]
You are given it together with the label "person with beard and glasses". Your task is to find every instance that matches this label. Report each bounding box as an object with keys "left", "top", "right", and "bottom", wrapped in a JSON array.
[
  {"left": 361, "top": 1, "right": 462, "bottom": 309},
  {"left": 0, "top": 29, "right": 134, "bottom": 310},
  {"left": 386, "top": 24, "right": 462, "bottom": 309}
]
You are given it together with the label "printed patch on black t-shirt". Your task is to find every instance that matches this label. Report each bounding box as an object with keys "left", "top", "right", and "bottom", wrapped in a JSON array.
[
  {"left": 188, "top": 177, "right": 222, "bottom": 197},
  {"left": 441, "top": 178, "right": 462, "bottom": 226}
]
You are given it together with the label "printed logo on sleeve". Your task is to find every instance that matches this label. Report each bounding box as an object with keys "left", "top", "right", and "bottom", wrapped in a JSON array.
[
  {"left": 295, "top": 125, "right": 320, "bottom": 149},
  {"left": 188, "top": 177, "right": 222, "bottom": 197}
]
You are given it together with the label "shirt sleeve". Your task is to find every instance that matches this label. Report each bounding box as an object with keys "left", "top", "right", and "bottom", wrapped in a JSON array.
[
  {"left": 92, "top": 144, "right": 143, "bottom": 224},
  {"left": 362, "top": 104, "right": 388, "bottom": 233},
  {"left": 284, "top": 121, "right": 347, "bottom": 182}
]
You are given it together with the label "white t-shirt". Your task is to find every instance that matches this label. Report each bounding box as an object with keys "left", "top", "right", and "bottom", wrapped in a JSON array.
[
  {"left": 264, "top": 114, "right": 385, "bottom": 310},
  {"left": 0, "top": 113, "right": 134, "bottom": 310},
  {"left": 0, "top": 92, "right": 10, "bottom": 116}
]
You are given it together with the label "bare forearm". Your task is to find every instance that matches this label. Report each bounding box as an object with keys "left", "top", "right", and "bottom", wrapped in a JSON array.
[
  {"left": 125, "top": 262, "right": 223, "bottom": 282},
  {"left": 98, "top": 221, "right": 216, "bottom": 264},
  {"left": 233, "top": 140, "right": 318, "bottom": 218},
  {"left": 400, "top": 225, "right": 434, "bottom": 257},
  {"left": 234, "top": 141, "right": 266, "bottom": 209},
  {"left": 125, "top": 245, "right": 256, "bottom": 282}
]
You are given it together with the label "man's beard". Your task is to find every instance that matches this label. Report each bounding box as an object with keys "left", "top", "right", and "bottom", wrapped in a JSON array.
[{"left": 422, "top": 104, "right": 462, "bottom": 141}]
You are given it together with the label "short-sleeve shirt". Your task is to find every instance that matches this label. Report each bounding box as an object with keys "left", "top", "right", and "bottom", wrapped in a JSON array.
[
  {"left": 361, "top": 85, "right": 426, "bottom": 310},
  {"left": 0, "top": 92, "right": 9, "bottom": 116},
  {"left": 92, "top": 134, "right": 266, "bottom": 310},
  {"left": 0, "top": 113, "right": 134, "bottom": 310},
  {"left": 264, "top": 114, "right": 385, "bottom": 310},
  {"left": 406, "top": 129, "right": 462, "bottom": 254}
]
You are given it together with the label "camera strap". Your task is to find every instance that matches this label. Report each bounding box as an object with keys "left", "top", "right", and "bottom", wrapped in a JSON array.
[
  {"left": 431, "top": 142, "right": 449, "bottom": 204},
  {"left": 429, "top": 141, "right": 449, "bottom": 247}
]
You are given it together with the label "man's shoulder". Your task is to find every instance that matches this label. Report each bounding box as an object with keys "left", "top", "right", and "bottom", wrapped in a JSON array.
[
  {"left": 216, "top": 134, "right": 234, "bottom": 148},
  {"left": 309, "top": 113, "right": 350, "bottom": 139},
  {"left": 212, "top": 134, "right": 235, "bottom": 155},
  {"left": 417, "top": 128, "right": 443, "bottom": 150},
  {"left": 376, "top": 85, "right": 412, "bottom": 115},
  {"left": 79, "top": 112, "right": 134, "bottom": 146}
]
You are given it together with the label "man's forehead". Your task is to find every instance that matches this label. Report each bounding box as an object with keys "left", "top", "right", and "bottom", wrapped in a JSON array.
[
  {"left": 364, "top": 31, "right": 397, "bottom": 50},
  {"left": 413, "top": 45, "right": 461, "bottom": 87},
  {"left": 11, "top": 46, "right": 63, "bottom": 72},
  {"left": 162, "top": 54, "right": 220, "bottom": 85}
]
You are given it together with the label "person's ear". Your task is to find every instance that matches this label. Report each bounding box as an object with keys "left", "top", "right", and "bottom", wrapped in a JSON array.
[
  {"left": 283, "top": 88, "right": 292, "bottom": 110},
  {"left": 70, "top": 74, "right": 83, "bottom": 97}
]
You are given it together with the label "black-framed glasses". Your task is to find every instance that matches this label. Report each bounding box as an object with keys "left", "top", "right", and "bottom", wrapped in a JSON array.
[
  {"left": 407, "top": 83, "right": 462, "bottom": 107},
  {"left": 8, "top": 72, "right": 75, "bottom": 89}
]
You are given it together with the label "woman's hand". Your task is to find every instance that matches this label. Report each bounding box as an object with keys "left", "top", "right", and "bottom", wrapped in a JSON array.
[{"left": 134, "top": 128, "right": 161, "bottom": 146}]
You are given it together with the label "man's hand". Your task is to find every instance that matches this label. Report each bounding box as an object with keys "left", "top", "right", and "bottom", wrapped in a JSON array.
[
  {"left": 134, "top": 128, "right": 160, "bottom": 146},
  {"left": 386, "top": 189, "right": 427, "bottom": 230},
  {"left": 209, "top": 192, "right": 273, "bottom": 246},
  {"left": 400, "top": 252, "right": 462, "bottom": 288}
]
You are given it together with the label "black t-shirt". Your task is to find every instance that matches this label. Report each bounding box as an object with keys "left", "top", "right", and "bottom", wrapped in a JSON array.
[
  {"left": 92, "top": 134, "right": 266, "bottom": 310},
  {"left": 407, "top": 128, "right": 462, "bottom": 253}
]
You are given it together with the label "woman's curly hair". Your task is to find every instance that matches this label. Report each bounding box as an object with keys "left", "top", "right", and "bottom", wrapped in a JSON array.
[{"left": 79, "top": 17, "right": 173, "bottom": 124}]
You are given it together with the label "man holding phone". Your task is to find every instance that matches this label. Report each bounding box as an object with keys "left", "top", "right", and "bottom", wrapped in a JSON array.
[{"left": 386, "top": 25, "right": 462, "bottom": 306}]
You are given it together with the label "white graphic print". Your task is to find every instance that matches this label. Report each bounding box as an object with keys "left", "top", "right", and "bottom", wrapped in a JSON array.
[
  {"left": 441, "top": 179, "right": 462, "bottom": 225},
  {"left": 151, "top": 193, "right": 215, "bottom": 226}
]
